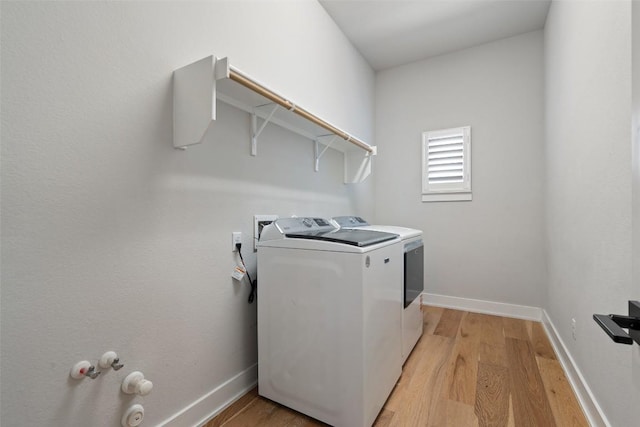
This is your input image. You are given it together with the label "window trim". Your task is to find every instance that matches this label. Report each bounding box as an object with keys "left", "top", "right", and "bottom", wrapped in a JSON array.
[{"left": 421, "top": 126, "right": 472, "bottom": 202}]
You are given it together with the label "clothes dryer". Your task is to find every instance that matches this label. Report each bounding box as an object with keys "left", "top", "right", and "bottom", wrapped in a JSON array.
[{"left": 333, "top": 216, "right": 424, "bottom": 364}]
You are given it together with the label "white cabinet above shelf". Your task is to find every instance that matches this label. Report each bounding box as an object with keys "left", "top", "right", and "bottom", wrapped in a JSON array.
[{"left": 173, "top": 55, "right": 375, "bottom": 183}]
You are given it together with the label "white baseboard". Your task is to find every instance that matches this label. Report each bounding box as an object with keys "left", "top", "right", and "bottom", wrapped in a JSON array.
[
  {"left": 157, "top": 363, "right": 257, "bottom": 427},
  {"left": 541, "top": 311, "right": 609, "bottom": 427},
  {"left": 422, "top": 292, "right": 542, "bottom": 321}
]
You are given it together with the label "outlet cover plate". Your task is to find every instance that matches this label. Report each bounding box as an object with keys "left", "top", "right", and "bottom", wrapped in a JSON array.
[{"left": 232, "top": 232, "right": 242, "bottom": 251}]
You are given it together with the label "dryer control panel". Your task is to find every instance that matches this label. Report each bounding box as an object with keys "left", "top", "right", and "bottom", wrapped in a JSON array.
[{"left": 332, "top": 216, "right": 369, "bottom": 227}]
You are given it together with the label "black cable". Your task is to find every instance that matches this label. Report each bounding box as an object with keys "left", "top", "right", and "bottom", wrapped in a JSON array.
[{"left": 236, "top": 243, "right": 257, "bottom": 304}]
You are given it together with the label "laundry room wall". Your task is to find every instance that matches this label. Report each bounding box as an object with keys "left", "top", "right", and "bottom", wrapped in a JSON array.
[
  {"left": 374, "top": 31, "right": 546, "bottom": 308},
  {"left": 544, "top": 1, "right": 634, "bottom": 425},
  {"left": 634, "top": 0, "right": 640, "bottom": 303},
  {"left": 632, "top": 0, "right": 640, "bottom": 417},
  {"left": 0, "top": 1, "right": 374, "bottom": 426}
]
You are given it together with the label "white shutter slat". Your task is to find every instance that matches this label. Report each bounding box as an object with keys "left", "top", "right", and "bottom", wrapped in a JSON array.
[
  {"left": 428, "top": 143, "right": 463, "bottom": 153},
  {"left": 429, "top": 164, "right": 463, "bottom": 172},
  {"left": 429, "top": 173, "right": 463, "bottom": 179},
  {"left": 428, "top": 170, "right": 464, "bottom": 177},
  {"left": 428, "top": 135, "right": 463, "bottom": 144},
  {"left": 428, "top": 177, "right": 464, "bottom": 183},
  {"left": 428, "top": 151, "right": 463, "bottom": 161},
  {"left": 428, "top": 158, "right": 463, "bottom": 166}
]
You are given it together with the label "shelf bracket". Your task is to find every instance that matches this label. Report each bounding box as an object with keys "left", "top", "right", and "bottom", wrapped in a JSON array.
[
  {"left": 173, "top": 56, "right": 230, "bottom": 149},
  {"left": 173, "top": 55, "right": 377, "bottom": 182},
  {"left": 314, "top": 135, "right": 338, "bottom": 172},
  {"left": 344, "top": 145, "right": 376, "bottom": 184},
  {"left": 251, "top": 104, "right": 280, "bottom": 156}
]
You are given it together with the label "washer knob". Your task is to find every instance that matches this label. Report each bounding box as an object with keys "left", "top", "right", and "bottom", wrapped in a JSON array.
[
  {"left": 122, "top": 404, "right": 144, "bottom": 427},
  {"left": 121, "top": 371, "right": 153, "bottom": 396}
]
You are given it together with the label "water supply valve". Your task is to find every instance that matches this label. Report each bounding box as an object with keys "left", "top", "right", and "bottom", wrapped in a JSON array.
[
  {"left": 70, "top": 360, "right": 101, "bottom": 380},
  {"left": 99, "top": 351, "right": 124, "bottom": 370},
  {"left": 121, "top": 371, "right": 153, "bottom": 395}
]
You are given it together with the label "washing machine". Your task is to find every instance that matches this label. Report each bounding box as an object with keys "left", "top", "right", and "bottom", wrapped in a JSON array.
[
  {"left": 333, "top": 216, "right": 424, "bottom": 364},
  {"left": 257, "top": 217, "right": 402, "bottom": 427}
]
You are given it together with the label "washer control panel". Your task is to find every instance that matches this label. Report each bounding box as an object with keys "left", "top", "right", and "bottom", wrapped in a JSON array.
[
  {"left": 259, "top": 217, "right": 337, "bottom": 242},
  {"left": 276, "top": 217, "right": 336, "bottom": 233}
]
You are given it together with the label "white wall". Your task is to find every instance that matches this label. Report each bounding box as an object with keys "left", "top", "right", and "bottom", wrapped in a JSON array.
[
  {"left": 633, "top": 0, "right": 640, "bottom": 416},
  {"left": 634, "top": 0, "right": 640, "bottom": 300},
  {"left": 0, "top": 1, "right": 374, "bottom": 426},
  {"left": 375, "top": 31, "right": 546, "bottom": 308},
  {"left": 544, "top": 1, "right": 634, "bottom": 426}
]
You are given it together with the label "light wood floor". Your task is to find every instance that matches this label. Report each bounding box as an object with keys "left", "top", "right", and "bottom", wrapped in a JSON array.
[{"left": 203, "top": 306, "right": 588, "bottom": 427}]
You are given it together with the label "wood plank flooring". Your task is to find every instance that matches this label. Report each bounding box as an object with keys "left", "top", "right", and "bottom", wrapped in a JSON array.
[{"left": 202, "top": 307, "right": 588, "bottom": 427}]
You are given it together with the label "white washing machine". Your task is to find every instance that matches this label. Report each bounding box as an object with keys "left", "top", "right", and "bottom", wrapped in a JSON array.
[
  {"left": 257, "top": 217, "right": 402, "bottom": 427},
  {"left": 333, "top": 216, "right": 424, "bottom": 364}
]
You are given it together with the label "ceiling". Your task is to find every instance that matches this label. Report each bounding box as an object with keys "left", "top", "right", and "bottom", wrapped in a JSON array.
[{"left": 319, "top": 0, "right": 551, "bottom": 71}]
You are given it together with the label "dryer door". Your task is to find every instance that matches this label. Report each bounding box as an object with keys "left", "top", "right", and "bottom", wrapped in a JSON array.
[{"left": 404, "top": 240, "right": 424, "bottom": 308}]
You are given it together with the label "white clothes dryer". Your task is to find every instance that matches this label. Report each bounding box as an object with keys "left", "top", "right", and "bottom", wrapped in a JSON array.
[{"left": 333, "top": 216, "right": 424, "bottom": 364}]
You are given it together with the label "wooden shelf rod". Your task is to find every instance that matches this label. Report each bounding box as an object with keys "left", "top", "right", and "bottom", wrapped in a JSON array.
[{"left": 227, "top": 66, "right": 374, "bottom": 154}]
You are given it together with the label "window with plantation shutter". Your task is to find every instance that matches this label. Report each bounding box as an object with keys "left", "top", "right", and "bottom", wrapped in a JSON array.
[{"left": 422, "top": 126, "right": 472, "bottom": 202}]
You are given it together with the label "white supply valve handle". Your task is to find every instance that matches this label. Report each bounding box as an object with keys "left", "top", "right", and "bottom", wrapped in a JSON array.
[
  {"left": 122, "top": 404, "right": 144, "bottom": 427},
  {"left": 99, "top": 351, "right": 124, "bottom": 370},
  {"left": 70, "top": 360, "right": 100, "bottom": 379},
  {"left": 70, "top": 360, "right": 91, "bottom": 379},
  {"left": 122, "top": 371, "right": 153, "bottom": 395}
]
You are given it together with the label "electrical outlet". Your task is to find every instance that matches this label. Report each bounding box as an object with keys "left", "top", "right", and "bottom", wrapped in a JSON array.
[
  {"left": 232, "top": 232, "right": 242, "bottom": 251},
  {"left": 254, "top": 215, "right": 278, "bottom": 251},
  {"left": 571, "top": 318, "right": 577, "bottom": 340}
]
